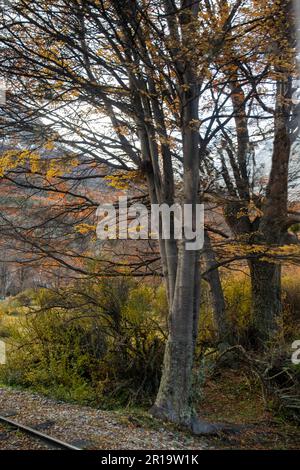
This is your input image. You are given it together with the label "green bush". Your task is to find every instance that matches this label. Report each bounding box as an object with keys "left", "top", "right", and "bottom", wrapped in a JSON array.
[{"left": 0, "top": 279, "right": 166, "bottom": 408}]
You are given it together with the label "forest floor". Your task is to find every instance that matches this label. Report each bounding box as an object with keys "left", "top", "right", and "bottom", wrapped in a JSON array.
[
  {"left": 199, "top": 368, "right": 300, "bottom": 450},
  {"left": 0, "top": 368, "right": 299, "bottom": 450}
]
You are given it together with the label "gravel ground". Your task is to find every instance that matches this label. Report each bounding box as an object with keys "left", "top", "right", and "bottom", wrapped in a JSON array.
[
  {"left": 0, "top": 387, "right": 210, "bottom": 450},
  {"left": 0, "top": 423, "right": 58, "bottom": 450}
]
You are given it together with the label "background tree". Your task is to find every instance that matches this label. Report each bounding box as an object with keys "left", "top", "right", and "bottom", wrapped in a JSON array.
[{"left": 204, "top": 0, "right": 299, "bottom": 344}]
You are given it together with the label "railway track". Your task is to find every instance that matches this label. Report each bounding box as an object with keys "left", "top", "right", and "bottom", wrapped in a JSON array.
[{"left": 0, "top": 414, "right": 82, "bottom": 450}]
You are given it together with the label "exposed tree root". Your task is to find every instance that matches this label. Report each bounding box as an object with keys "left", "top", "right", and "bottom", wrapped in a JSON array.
[
  {"left": 190, "top": 417, "right": 243, "bottom": 436},
  {"left": 150, "top": 405, "right": 243, "bottom": 436}
]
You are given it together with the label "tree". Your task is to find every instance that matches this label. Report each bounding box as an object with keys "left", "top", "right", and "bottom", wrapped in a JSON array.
[{"left": 206, "top": 0, "right": 298, "bottom": 343}]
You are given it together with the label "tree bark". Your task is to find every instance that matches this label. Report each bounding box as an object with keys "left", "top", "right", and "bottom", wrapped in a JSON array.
[
  {"left": 203, "top": 232, "right": 229, "bottom": 343},
  {"left": 248, "top": 259, "right": 282, "bottom": 344},
  {"left": 151, "top": 244, "right": 224, "bottom": 434},
  {"left": 151, "top": 244, "right": 198, "bottom": 425}
]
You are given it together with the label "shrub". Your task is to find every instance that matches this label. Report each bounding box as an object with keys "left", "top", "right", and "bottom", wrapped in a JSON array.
[{"left": 0, "top": 279, "right": 166, "bottom": 408}]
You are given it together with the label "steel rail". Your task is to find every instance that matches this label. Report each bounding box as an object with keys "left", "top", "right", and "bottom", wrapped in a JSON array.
[{"left": 0, "top": 414, "right": 82, "bottom": 450}]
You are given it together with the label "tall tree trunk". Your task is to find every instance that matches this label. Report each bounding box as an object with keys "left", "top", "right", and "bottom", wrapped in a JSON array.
[
  {"left": 248, "top": 259, "right": 282, "bottom": 344},
  {"left": 151, "top": 243, "right": 220, "bottom": 434},
  {"left": 151, "top": 1, "right": 236, "bottom": 433},
  {"left": 251, "top": 113, "right": 292, "bottom": 342},
  {"left": 203, "top": 232, "right": 228, "bottom": 343},
  {"left": 249, "top": 0, "right": 294, "bottom": 342},
  {"left": 151, "top": 244, "right": 199, "bottom": 425}
]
